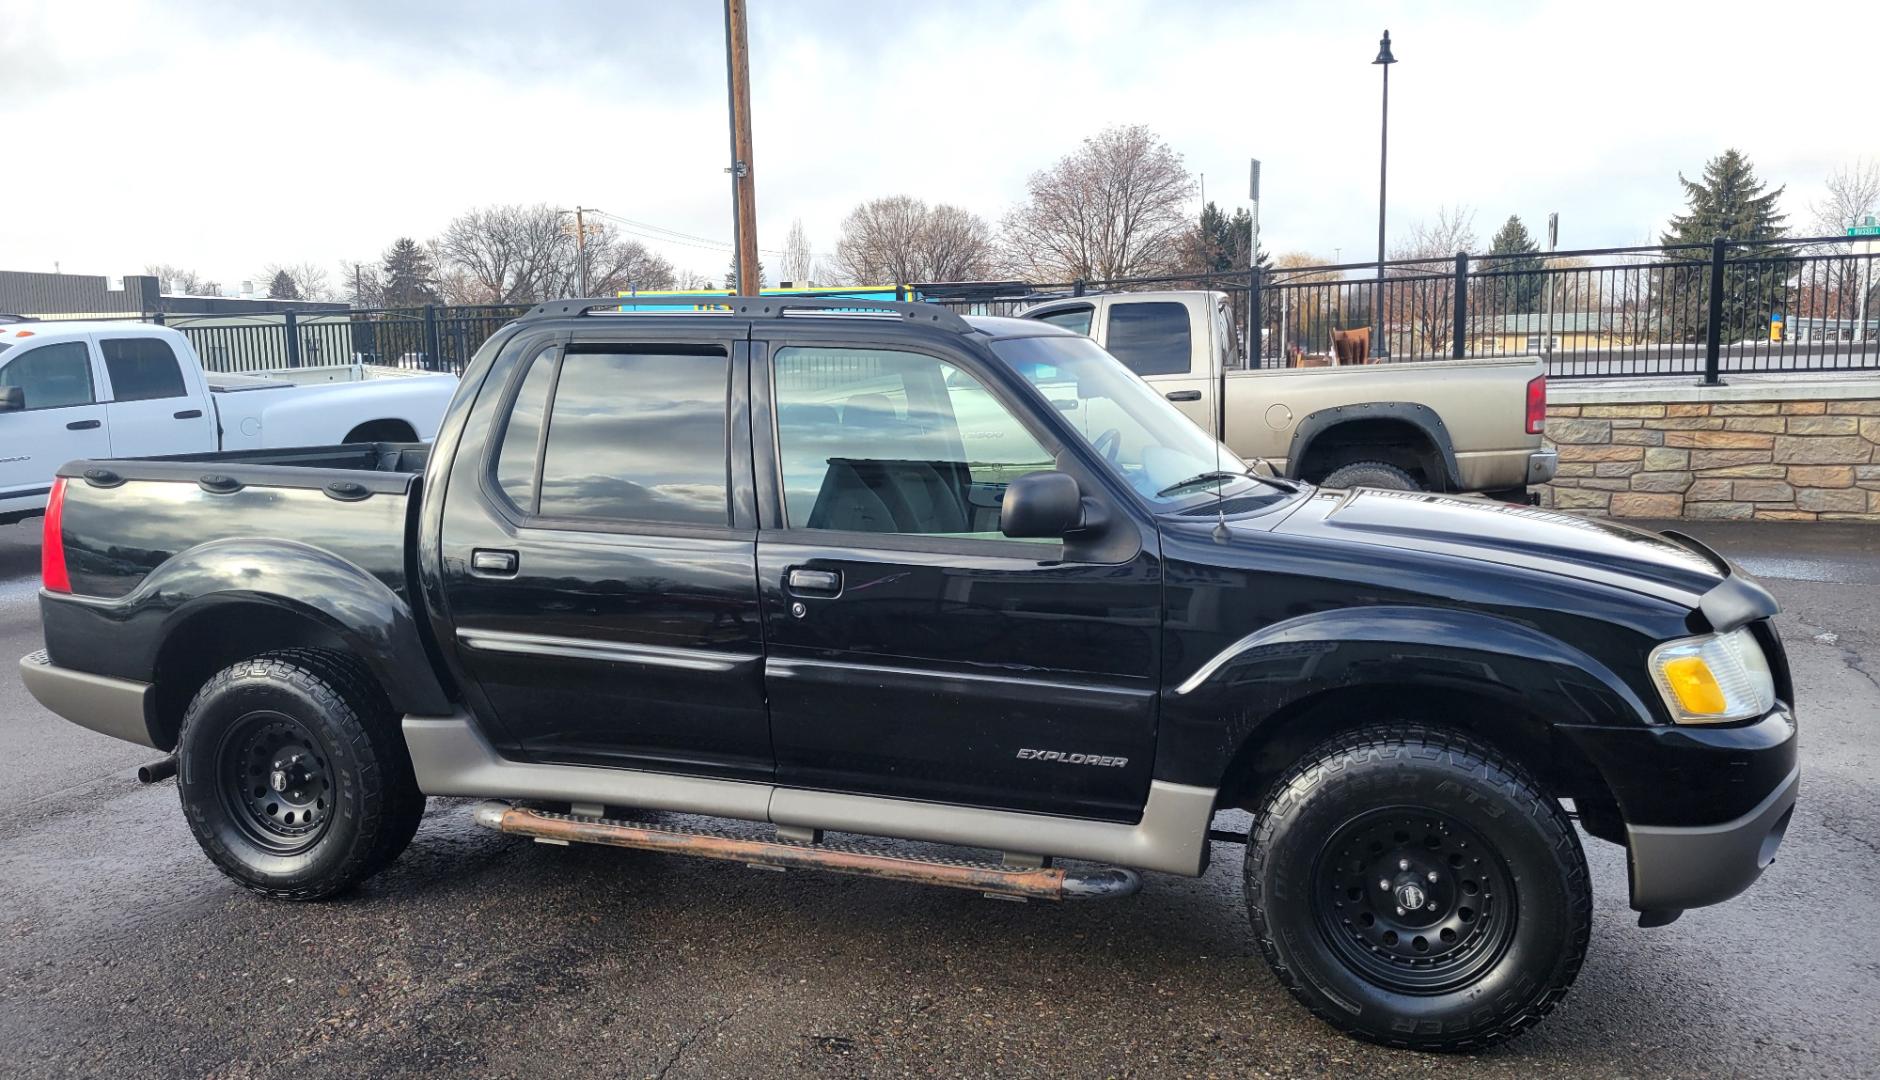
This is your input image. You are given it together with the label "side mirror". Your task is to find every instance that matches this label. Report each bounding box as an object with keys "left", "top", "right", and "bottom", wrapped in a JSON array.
[
  {"left": 0, "top": 386, "right": 23, "bottom": 412},
  {"left": 1000, "top": 471, "right": 1086, "bottom": 538}
]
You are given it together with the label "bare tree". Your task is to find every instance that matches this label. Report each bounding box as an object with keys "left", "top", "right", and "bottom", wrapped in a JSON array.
[
  {"left": 835, "top": 196, "right": 925, "bottom": 284},
  {"left": 340, "top": 260, "right": 383, "bottom": 307},
  {"left": 781, "top": 218, "right": 815, "bottom": 286},
  {"left": 143, "top": 264, "right": 217, "bottom": 295},
  {"left": 434, "top": 204, "right": 567, "bottom": 304},
  {"left": 920, "top": 204, "right": 996, "bottom": 282},
  {"left": 1000, "top": 125, "right": 1195, "bottom": 282},
  {"left": 432, "top": 204, "right": 676, "bottom": 303},
  {"left": 671, "top": 268, "right": 718, "bottom": 291},
  {"left": 1384, "top": 206, "right": 1478, "bottom": 356},
  {"left": 1811, "top": 159, "right": 1880, "bottom": 236},
  {"left": 576, "top": 225, "right": 676, "bottom": 297}
]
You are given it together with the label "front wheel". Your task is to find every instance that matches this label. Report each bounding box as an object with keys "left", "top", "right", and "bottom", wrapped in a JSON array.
[
  {"left": 175, "top": 651, "right": 424, "bottom": 900},
  {"left": 1246, "top": 724, "right": 1590, "bottom": 1051}
]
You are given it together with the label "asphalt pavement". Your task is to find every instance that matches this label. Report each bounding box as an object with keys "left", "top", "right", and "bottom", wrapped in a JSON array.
[{"left": 1, "top": 517, "right": 1877, "bottom": 1078}]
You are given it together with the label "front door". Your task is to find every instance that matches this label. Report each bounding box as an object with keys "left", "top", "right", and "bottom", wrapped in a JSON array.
[
  {"left": 437, "top": 332, "right": 771, "bottom": 781},
  {"left": 93, "top": 334, "right": 216, "bottom": 456},
  {"left": 0, "top": 339, "right": 110, "bottom": 511},
  {"left": 753, "top": 336, "right": 1161, "bottom": 823}
]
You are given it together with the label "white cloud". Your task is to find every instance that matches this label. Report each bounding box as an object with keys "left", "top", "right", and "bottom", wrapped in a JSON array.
[{"left": 2, "top": 0, "right": 1873, "bottom": 286}]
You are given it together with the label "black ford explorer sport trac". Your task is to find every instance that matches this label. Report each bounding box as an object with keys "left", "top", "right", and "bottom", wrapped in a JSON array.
[{"left": 23, "top": 297, "right": 1797, "bottom": 1051}]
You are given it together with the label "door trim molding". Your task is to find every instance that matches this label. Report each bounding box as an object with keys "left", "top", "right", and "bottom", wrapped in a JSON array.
[
  {"left": 404, "top": 711, "right": 1213, "bottom": 876},
  {"left": 456, "top": 628, "right": 760, "bottom": 673}
]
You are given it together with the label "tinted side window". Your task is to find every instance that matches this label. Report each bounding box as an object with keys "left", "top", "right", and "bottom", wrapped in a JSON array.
[
  {"left": 0, "top": 341, "right": 95, "bottom": 410},
  {"left": 537, "top": 349, "right": 729, "bottom": 526},
  {"left": 494, "top": 347, "right": 555, "bottom": 511},
  {"left": 774, "top": 347, "right": 1054, "bottom": 538},
  {"left": 1035, "top": 306, "right": 1093, "bottom": 336},
  {"left": 101, "top": 338, "right": 188, "bottom": 401},
  {"left": 1104, "top": 302, "right": 1192, "bottom": 377}
]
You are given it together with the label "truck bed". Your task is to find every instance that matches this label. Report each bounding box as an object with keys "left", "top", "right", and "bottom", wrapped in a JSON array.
[{"left": 49, "top": 442, "right": 428, "bottom": 605}]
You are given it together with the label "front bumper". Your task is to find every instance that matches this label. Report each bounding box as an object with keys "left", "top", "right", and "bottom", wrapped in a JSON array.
[
  {"left": 1527, "top": 447, "right": 1559, "bottom": 485},
  {"left": 18, "top": 650, "right": 160, "bottom": 749},
  {"left": 1562, "top": 704, "right": 1797, "bottom": 915},
  {"left": 1627, "top": 763, "right": 1797, "bottom": 912}
]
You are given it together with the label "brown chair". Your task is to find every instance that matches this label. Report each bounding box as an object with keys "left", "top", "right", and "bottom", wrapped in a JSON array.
[{"left": 1331, "top": 327, "right": 1371, "bottom": 365}]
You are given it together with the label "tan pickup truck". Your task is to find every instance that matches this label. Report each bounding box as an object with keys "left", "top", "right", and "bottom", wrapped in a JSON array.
[{"left": 1020, "top": 290, "right": 1556, "bottom": 496}]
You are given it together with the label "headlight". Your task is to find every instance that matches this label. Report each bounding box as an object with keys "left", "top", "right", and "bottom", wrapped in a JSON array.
[{"left": 1648, "top": 627, "right": 1775, "bottom": 724}]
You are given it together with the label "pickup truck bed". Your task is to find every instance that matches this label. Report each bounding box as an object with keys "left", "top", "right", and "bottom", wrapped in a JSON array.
[{"left": 41, "top": 443, "right": 440, "bottom": 720}]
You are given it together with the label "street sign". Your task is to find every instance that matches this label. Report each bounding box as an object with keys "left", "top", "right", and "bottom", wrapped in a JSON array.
[{"left": 1851, "top": 215, "right": 1880, "bottom": 237}]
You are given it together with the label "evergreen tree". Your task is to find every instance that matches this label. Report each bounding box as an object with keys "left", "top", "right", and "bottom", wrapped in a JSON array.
[
  {"left": 380, "top": 238, "right": 439, "bottom": 307},
  {"left": 1485, "top": 215, "right": 1543, "bottom": 313},
  {"left": 723, "top": 259, "right": 767, "bottom": 292},
  {"left": 1659, "top": 150, "right": 1790, "bottom": 343},
  {"left": 1186, "top": 202, "right": 1269, "bottom": 276},
  {"left": 266, "top": 270, "right": 301, "bottom": 301}
]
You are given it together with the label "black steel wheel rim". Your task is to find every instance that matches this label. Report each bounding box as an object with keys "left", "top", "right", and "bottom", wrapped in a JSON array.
[
  {"left": 216, "top": 710, "right": 334, "bottom": 854},
  {"left": 1312, "top": 805, "right": 1518, "bottom": 995}
]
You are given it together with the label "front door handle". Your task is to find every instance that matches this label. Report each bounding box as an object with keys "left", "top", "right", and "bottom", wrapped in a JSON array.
[
  {"left": 470, "top": 548, "right": 518, "bottom": 576},
  {"left": 1164, "top": 389, "right": 1203, "bottom": 402},
  {"left": 66, "top": 419, "right": 101, "bottom": 431},
  {"left": 786, "top": 567, "right": 842, "bottom": 596},
  {"left": 173, "top": 409, "right": 203, "bottom": 419}
]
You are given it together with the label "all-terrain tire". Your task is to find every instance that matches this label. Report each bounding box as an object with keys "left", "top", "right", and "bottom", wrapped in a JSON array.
[
  {"left": 1319, "top": 460, "right": 1421, "bottom": 491},
  {"left": 175, "top": 650, "right": 425, "bottom": 900},
  {"left": 1245, "top": 723, "right": 1590, "bottom": 1052}
]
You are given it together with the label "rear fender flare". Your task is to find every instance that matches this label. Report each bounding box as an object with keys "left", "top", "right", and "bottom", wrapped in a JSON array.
[
  {"left": 128, "top": 538, "right": 450, "bottom": 715},
  {"left": 1165, "top": 605, "right": 1653, "bottom": 792},
  {"left": 1285, "top": 402, "right": 1460, "bottom": 488}
]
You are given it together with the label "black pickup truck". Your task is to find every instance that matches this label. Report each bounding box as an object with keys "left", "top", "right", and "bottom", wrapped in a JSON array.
[{"left": 24, "top": 297, "right": 1797, "bottom": 1050}]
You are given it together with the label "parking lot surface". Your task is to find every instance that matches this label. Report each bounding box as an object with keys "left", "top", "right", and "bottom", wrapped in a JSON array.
[{"left": 1, "top": 517, "right": 1876, "bottom": 1079}]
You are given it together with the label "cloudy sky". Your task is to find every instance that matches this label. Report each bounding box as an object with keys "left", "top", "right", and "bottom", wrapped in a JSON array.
[{"left": 3, "top": 0, "right": 1873, "bottom": 289}]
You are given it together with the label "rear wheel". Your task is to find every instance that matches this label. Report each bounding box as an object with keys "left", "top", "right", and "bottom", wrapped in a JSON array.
[
  {"left": 1245, "top": 724, "right": 1589, "bottom": 1051},
  {"left": 175, "top": 651, "right": 424, "bottom": 900},
  {"left": 1319, "top": 460, "right": 1421, "bottom": 491}
]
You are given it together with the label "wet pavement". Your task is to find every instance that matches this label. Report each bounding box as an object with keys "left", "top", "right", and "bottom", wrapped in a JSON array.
[{"left": 1, "top": 517, "right": 1877, "bottom": 1078}]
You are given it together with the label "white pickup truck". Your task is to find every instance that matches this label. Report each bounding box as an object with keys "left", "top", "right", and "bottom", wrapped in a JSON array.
[
  {"left": 1020, "top": 291, "right": 1557, "bottom": 497},
  {"left": 0, "top": 320, "right": 455, "bottom": 523}
]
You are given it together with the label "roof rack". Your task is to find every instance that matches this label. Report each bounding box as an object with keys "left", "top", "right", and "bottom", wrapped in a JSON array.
[{"left": 517, "top": 295, "right": 973, "bottom": 334}]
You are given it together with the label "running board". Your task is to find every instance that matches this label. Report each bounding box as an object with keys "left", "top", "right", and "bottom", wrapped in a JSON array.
[{"left": 472, "top": 801, "right": 1141, "bottom": 902}]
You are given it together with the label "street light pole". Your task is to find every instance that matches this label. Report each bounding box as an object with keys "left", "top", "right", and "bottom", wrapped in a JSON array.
[{"left": 1373, "top": 30, "right": 1396, "bottom": 359}]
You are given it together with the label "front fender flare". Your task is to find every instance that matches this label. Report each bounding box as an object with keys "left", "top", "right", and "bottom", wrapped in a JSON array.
[{"left": 1157, "top": 605, "right": 1655, "bottom": 791}]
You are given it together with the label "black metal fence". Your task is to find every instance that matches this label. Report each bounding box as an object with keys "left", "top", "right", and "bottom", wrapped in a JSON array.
[
  {"left": 87, "top": 235, "right": 1880, "bottom": 384},
  {"left": 101, "top": 303, "right": 533, "bottom": 376},
  {"left": 924, "top": 234, "right": 1880, "bottom": 382}
]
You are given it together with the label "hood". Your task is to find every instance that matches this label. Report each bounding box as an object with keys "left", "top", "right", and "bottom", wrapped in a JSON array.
[{"left": 1270, "top": 488, "right": 1727, "bottom": 605}]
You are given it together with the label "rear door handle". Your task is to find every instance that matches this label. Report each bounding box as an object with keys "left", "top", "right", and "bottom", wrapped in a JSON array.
[
  {"left": 1164, "top": 390, "right": 1203, "bottom": 402},
  {"left": 66, "top": 419, "right": 101, "bottom": 430},
  {"left": 173, "top": 409, "right": 203, "bottom": 419},
  {"left": 470, "top": 548, "right": 518, "bottom": 576},
  {"left": 786, "top": 567, "right": 842, "bottom": 596}
]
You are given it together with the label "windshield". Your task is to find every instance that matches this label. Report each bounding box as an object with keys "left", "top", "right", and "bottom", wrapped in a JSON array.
[{"left": 988, "top": 333, "right": 1279, "bottom": 507}]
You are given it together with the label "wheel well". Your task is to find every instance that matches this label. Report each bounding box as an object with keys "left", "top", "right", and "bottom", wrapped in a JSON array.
[
  {"left": 149, "top": 605, "right": 354, "bottom": 751},
  {"left": 1215, "top": 684, "right": 1621, "bottom": 841},
  {"left": 1296, "top": 418, "right": 1446, "bottom": 489},
  {"left": 344, "top": 418, "right": 418, "bottom": 443}
]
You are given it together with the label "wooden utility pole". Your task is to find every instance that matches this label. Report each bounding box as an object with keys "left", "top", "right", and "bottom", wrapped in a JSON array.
[
  {"left": 569, "top": 206, "right": 598, "bottom": 295},
  {"left": 724, "top": 0, "right": 760, "bottom": 295}
]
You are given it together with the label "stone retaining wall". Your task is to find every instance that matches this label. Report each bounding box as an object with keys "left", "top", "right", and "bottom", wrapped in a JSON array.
[{"left": 1537, "top": 378, "right": 1880, "bottom": 521}]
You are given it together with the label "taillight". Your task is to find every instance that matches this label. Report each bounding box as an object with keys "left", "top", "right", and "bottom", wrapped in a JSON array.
[
  {"left": 41, "top": 477, "right": 70, "bottom": 593},
  {"left": 1526, "top": 375, "right": 1547, "bottom": 436}
]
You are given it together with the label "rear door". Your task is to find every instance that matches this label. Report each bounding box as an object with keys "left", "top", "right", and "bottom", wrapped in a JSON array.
[
  {"left": 436, "top": 328, "right": 772, "bottom": 780},
  {"left": 93, "top": 334, "right": 216, "bottom": 455},
  {"left": 0, "top": 339, "right": 110, "bottom": 510}
]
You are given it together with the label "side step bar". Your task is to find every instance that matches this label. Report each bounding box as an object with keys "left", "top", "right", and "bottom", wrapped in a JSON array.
[{"left": 472, "top": 802, "right": 1141, "bottom": 902}]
